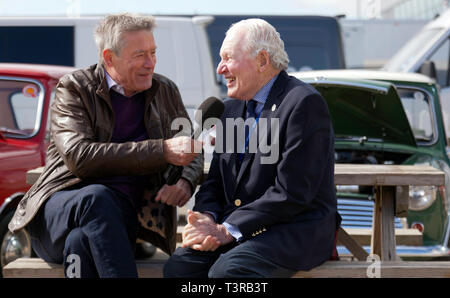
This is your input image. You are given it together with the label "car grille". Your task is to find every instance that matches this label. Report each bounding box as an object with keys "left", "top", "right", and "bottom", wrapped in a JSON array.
[{"left": 338, "top": 195, "right": 404, "bottom": 229}]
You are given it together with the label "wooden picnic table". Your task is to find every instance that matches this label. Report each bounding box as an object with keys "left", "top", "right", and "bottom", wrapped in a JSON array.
[
  {"left": 334, "top": 164, "right": 445, "bottom": 261},
  {"left": 26, "top": 163, "right": 445, "bottom": 262}
]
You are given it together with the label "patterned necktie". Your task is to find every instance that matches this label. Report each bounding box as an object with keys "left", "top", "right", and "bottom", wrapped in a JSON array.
[
  {"left": 246, "top": 99, "right": 257, "bottom": 120},
  {"left": 237, "top": 100, "right": 258, "bottom": 167}
]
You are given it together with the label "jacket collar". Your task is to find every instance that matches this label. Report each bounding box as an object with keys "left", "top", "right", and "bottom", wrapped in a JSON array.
[
  {"left": 234, "top": 70, "right": 290, "bottom": 186},
  {"left": 94, "top": 63, "right": 160, "bottom": 104}
]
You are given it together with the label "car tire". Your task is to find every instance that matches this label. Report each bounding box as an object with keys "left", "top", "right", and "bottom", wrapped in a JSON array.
[{"left": 0, "top": 210, "right": 33, "bottom": 277}]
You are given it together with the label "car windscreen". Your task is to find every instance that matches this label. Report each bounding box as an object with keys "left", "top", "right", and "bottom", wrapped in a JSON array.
[
  {"left": 0, "top": 78, "right": 44, "bottom": 138},
  {"left": 398, "top": 87, "right": 435, "bottom": 143}
]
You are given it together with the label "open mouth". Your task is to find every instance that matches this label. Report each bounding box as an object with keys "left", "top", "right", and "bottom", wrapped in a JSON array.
[{"left": 226, "top": 77, "right": 236, "bottom": 85}]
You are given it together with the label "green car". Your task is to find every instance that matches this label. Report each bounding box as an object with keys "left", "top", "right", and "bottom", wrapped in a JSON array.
[{"left": 292, "top": 69, "right": 450, "bottom": 259}]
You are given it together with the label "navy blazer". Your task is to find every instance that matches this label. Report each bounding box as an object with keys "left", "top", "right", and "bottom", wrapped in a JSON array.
[{"left": 194, "top": 71, "right": 338, "bottom": 270}]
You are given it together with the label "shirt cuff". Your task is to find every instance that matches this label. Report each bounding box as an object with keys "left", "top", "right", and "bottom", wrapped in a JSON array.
[{"left": 222, "top": 222, "right": 243, "bottom": 242}]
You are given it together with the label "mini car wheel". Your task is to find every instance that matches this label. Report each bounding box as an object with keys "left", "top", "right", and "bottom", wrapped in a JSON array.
[{"left": 0, "top": 210, "right": 32, "bottom": 276}]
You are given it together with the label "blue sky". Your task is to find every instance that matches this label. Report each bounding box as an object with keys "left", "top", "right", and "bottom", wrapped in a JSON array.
[{"left": 0, "top": 0, "right": 360, "bottom": 18}]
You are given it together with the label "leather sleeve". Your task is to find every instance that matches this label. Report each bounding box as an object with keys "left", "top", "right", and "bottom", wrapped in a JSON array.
[{"left": 51, "top": 75, "right": 167, "bottom": 179}]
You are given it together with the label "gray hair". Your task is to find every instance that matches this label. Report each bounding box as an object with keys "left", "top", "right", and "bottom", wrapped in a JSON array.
[
  {"left": 227, "top": 18, "right": 289, "bottom": 71},
  {"left": 94, "top": 13, "right": 156, "bottom": 65}
]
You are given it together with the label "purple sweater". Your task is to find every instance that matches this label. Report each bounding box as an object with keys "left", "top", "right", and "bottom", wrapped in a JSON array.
[{"left": 89, "top": 89, "right": 149, "bottom": 207}]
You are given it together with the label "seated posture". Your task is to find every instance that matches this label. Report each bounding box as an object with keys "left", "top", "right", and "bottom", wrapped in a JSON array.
[
  {"left": 8, "top": 13, "right": 203, "bottom": 278},
  {"left": 164, "top": 18, "right": 338, "bottom": 278}
]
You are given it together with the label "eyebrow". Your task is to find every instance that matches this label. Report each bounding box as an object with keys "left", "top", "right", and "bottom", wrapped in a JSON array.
[{"left": 133, "top": 47, "right": 157, "bottom": 55}]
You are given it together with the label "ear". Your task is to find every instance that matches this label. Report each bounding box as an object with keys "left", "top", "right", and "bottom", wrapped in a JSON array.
[
  {"left": 102, "top": 49, "right": 114, "bottom": 67},
  {"left": 257, "top": 50, "right": 271, "bottom": 72}
]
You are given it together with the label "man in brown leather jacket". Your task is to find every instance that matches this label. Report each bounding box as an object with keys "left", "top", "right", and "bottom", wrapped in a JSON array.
[{"left": 8, "top": 13, "right": 204, "bottom": 278}]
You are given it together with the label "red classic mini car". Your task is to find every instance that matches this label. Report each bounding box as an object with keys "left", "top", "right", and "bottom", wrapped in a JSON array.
[{"left": 0, "top": 63, "right": 76, "bottom": 273}]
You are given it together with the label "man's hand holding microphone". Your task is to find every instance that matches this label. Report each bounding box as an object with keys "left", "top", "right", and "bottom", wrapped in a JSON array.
[
  {"left": 154, "top": 136, "right": 203, "bottom": 207},
  {"left": 155, "top": 97, "right": 224, "bottom": 207}
]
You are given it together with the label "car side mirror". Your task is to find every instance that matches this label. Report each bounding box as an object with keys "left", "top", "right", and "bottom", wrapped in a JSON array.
[{"left": 418, "top": 60, "right": 437, "bottom": 81}]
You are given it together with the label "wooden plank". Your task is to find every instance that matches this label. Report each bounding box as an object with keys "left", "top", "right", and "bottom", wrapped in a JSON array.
[
  {"left": 294, "top": 261, "right": 450, "bottom": 278},
  {"left": 3, "top": 258, "right": 64, "bottom": 278},
  {"left": 395, "top": 185, "right": 409, "bottom": 217},
  {"left": 7, "top": 258, "right": 450, "bottom": 278},
  {"left": 137, "top": 259, "right": 165, "bottom": 278},
  {"left": 371, "top": 186, "right": 398, "bottom": 261},
  {"left": 371, "top": 186, "right": 382, "bottom": 259},
  {"left": 337, "top": 227, "right": 369, "bottom": 261},
  {"left": 177, "top": 225, "right": 183, "bottom": 243},
  {"left": 26, "top": 164, "right": 447, "bottom": 187},
  {"left": 26, "top": 166, "right": 44, "bottom": 185},
  {"left": 344, "top": 228, "right": 422, "bottom": 246},
  {"left": 334, "top": 164, "right": 445, "bottom": 186},
  {"left": 380, "top": 186, "right": 398, "bottom": 261},
  {"left": 3, "top": 258, "right": 166, "bottom": 278}
]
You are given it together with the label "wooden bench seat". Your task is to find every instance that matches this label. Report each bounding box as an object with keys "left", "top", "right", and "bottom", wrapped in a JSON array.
[
  {"left": 293, "top": 260, "right": 450, "bottom": 278},
  {"left": 4, "top": 257, "right": 450, "bottom": 278},
  {"left": 3, "top": 258, "right": 165, "bottom": 278}
]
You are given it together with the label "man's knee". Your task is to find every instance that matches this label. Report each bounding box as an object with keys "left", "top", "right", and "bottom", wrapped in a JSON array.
[
  {"left": 77, "top": 184, "right": 121, "bottom": 217},
  {"left": 81, "top": 184, "right": 116, "bottom": 203},
  {"left": 64, "top": 228, "right": 89, "bottom": 256},
  {"left": 208, "top": 250, "right": 295, "bottom": 278},
  {"left": 163, "top": 255, "right": 179, "bottom": 277},
  {"left": 163, "top": 247, "right": 212, "bottom": 278},
  {"left": 208, "top": 254, "right": 249, "bottom": 278},
  {"left": 163, "top": 248, "right": 193, "bottom": 277}
]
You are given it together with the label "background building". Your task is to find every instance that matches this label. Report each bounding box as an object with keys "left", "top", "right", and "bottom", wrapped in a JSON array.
[{"left": 358, "top": 0, "right": 449, "bottom": 19}]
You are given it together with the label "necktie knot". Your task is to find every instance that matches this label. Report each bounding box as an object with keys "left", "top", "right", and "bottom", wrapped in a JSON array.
[
  {"left": 238, "top": 99, "right": 258, "bottom": 167},
  {"left": 246, "top": 99, "right": 257, "bottom": 119}
]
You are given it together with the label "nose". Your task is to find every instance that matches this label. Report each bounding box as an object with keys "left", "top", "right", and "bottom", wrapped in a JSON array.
[
  {"left": 144, "top": 54, "right": 156, "bottom": 68},
  {"left": 216, "top": 60, "right": 226, "bottom": 75}
]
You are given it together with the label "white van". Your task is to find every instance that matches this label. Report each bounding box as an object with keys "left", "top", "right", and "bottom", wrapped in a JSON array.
[
  {"left": 382, "top": 9, "right": 450, "bottom": 138},
  {"left": 0, "top": 16, "right": 221, "bottom": 110}
]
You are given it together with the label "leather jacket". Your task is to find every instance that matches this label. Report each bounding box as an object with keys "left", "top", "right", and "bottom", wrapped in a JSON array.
[{"left": 8, "top": 64, "right": 204, "bottom": 255}]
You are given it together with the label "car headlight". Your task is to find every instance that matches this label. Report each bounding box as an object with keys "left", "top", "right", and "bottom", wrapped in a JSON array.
[{"left": 409, "top": 185, "right": 437, "bottom": 211}]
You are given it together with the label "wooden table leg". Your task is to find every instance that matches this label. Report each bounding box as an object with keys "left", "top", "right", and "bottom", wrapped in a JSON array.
[{"left": 371, "top": 186, "right": 398, "bottom": 261}]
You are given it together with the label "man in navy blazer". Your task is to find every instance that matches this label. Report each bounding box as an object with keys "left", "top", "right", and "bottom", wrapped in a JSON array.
[{"left": 164, "top": 18, "right": 338, "bottom": 278}]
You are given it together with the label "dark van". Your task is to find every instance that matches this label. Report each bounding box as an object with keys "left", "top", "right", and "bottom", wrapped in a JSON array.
[{"left": 207, "top": 15, "right": 345, "bottom": 81}]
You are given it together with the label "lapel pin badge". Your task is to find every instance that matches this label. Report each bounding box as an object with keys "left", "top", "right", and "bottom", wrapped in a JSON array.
[{"left": 271, "top": 104, "right": 276, "bottom": 112}]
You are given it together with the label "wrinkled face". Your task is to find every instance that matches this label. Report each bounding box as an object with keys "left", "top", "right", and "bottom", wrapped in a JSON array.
[
  {"left": 217, "top": 29, "right": 260, "bottom": 100},
  {"left": 110, "top": 30, "right": 156, "bottom": 96}
]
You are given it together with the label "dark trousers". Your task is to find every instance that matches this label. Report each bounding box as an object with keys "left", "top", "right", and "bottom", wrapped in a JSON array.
[
  {"left": 26, "top": 184, "right": 139, "bottom": 278},
  {"left": 163, "top": 240, "right": 296, "bottom": 278}
]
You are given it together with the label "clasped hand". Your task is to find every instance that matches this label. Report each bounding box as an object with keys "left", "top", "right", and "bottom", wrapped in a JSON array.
[{"left": 182, "top": 210, "right": 234, "bottom": 251}]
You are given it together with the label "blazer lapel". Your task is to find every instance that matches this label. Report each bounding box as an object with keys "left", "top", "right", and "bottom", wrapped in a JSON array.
[
  {"left": 222, "top": 100, "right": 245, "bottom": 198},
  {"left": 235, "top": 71, "right": 289, "bottom": 187}
]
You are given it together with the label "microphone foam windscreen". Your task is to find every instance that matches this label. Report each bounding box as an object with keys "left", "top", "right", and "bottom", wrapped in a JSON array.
[{"left": 194, "top": 97, "right": 225, "bottom": 126}]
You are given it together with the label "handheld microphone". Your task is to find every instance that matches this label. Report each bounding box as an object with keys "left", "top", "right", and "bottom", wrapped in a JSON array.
[{"left": 165, "top": 97, "right": 224, "bottom": 185}]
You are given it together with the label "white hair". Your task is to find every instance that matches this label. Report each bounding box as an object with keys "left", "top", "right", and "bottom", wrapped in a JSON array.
[
  {"left": 94, "top": 13, "right": 156, "bottom": 65},
  {"left": 227, "top": 18, "right": 290, "bottom": 71}
]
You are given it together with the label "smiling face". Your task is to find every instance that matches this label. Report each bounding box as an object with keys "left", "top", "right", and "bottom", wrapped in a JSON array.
[
  {"left": 104, "top": 30, "right": 156, "bottom": 96},
  {"left": 217, "top": 28, "right": 262, "bottom": 101}
]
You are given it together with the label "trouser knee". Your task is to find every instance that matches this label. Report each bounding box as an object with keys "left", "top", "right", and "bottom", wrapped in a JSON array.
[
  {"left": 78, "top": 185, "right": 121, "bottom": 217},
  {"left": 163, "top": 254, "right": 184, "bottom": 277}
]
